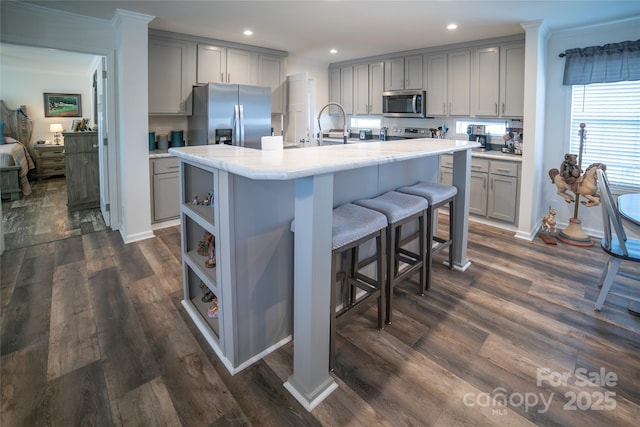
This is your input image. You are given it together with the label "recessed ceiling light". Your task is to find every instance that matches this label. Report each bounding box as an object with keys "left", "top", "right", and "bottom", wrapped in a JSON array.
[
  {"left": 447, "top": 23, "right": 458, "bottom": 30},
  {"left": 330, "top": 49, "right": 337, "bottom": 54},
  {"left": 243, "top": 29, "right": 253, "bottom": 36}
]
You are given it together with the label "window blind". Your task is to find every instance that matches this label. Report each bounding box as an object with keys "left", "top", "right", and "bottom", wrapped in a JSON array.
[{"left": 569, "top": 81, "right": 640, "bottom": 189}]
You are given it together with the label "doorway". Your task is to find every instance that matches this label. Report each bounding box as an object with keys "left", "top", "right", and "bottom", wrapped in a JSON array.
[{"left": 0, "top": 44, "right": 110, "bottom": 251}]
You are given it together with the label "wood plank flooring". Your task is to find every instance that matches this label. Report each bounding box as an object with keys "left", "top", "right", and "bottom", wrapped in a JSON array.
[
  {"left": 1, "top": 219, "right": 639, "bottom": 426},
  {"left": 2, "top": 177, "right": 107, "bottom": 251}
]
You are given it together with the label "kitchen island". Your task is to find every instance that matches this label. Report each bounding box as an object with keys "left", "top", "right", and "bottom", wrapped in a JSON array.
[{"left": 169, "top": 138, "right": 478, "bottom": 411}]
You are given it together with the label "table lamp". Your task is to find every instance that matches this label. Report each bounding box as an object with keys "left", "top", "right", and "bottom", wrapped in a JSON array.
[{"left": 50, "top": 123, "right": 63, "bottom": 145}]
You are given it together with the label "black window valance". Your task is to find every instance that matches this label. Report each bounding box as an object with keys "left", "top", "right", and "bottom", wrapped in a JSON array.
[{"left": 561, "top": 39, "right": 640, "bottom": 85}]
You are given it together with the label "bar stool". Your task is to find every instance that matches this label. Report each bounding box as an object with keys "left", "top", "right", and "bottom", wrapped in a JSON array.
[
  {"left": 355, "top": 191, "right": 428, "bottom": 323},
  {"left": 329, "top": 203, "right": 387, "bottom": 370},
  {"left": 397, "top": 181, "right": 457, "bottom": 290}
]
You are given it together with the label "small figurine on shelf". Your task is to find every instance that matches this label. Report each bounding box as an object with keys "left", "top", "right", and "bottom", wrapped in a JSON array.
[
  {"left": 197, "top": 231, "right": 213, "bottom": 256},
  {"left": 192, "top": 195, "right": 199, "bottom": 205},
  {"left": 207, "top": 298, "right": 219, "bottom": 319},
  {"left": 203, "top": 194, "right": 211, "bottom": 206},
  {"left": 205, "top": 235, "right": 216, "bottom": 268}
]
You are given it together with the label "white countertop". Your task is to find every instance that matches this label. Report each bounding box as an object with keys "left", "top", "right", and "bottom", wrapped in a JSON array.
[
  {"left": 169, "top": 138, "right": 479, "bottom": 180},
  {"left": 472, "top": 150, "right": 523, "bottom": 162}
]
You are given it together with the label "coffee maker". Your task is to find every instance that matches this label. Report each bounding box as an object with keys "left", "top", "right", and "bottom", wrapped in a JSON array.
[{"left": 467, "top": 124, "right": 488, "bottom": 151}]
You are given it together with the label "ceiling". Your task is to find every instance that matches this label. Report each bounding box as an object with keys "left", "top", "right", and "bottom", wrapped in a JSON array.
[{"left": 5, "top": 1, "right": 640, "bottom": 69}]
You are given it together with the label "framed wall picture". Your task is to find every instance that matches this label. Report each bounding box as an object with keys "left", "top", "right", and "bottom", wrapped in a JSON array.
[{"left": 43, "top": 93, "right": 82, "bottom": 117}]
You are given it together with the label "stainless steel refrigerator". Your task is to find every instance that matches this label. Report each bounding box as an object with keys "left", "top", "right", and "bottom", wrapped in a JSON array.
[{"left": 189, "top": 82, "right": 271, "bottom": 149}]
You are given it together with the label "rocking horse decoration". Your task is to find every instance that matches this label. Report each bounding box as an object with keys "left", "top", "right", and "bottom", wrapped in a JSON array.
[{"left": 547, "top": 123, "right": 605, "bottom": 246}]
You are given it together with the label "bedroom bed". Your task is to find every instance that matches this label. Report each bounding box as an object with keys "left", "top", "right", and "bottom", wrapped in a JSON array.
[{"left": 1, "top": 100, "right": 35, "bottom": 200}]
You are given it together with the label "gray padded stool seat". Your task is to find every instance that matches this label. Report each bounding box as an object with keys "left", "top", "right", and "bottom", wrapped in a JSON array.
[
  {"left": 397, "top": 181, "right": 457, "bottom": 290},
  {"left": 355, "top": 191, "right": 428, "bottom": 323},
  {"left": 329, "top": 203, "right": 387, "bottom": 370}
]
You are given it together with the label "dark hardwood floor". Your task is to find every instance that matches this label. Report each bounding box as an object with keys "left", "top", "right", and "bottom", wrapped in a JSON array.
[
  {"left": 1, "top": 215, "right": 639, "bottom": 426},
  {"left": 2, "top": 177, "right": 107, "bottom": 251}
]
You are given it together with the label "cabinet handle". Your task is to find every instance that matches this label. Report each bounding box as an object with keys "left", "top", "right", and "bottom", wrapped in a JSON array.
[
  {"left": 495, "top": 102, "right": 498, "bottom": 114},
  {"left": 502, "top": 103, "right": 505, "bottom": 114},
  {"left": 220, "top": 73, "right": 224, "bottom": 82},
  {"left": 167, "top": 166, "right": 179, "bottom": 169},
  {"left": 496, "top": 168, "right": 511, "bottom": 173},
  {"left": 92, "top": 144, "right": 99, "bottom": 149}
]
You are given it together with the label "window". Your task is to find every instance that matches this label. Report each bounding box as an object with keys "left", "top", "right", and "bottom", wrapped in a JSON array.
[
  {"left": 569, "top": 81, "right": 640, "bottom": 189},
  {"left": 349, "top": 116, "right": 381, "bottom": 130},
  {"left": 455, "top": 120, "right": 507, "bottom": 136}
]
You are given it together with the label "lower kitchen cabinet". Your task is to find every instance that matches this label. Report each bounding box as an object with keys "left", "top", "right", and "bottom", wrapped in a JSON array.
[
  {"left": 441, "top": 154, "right": 520, "bottom": 224},
  {"left": 64, "top": 131, "right": 99, "bottom": 211},
  {"left": 150, "top": 156, "right": 180, "bottom": 222}
]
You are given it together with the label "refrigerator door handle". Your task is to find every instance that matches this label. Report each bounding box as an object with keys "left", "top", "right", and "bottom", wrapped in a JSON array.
[
  {"left": 234, "top": 104, "right": 240, "bottom": 146},
  {"left": 239, "top": 104, "right": 245, "bottom": 146}
]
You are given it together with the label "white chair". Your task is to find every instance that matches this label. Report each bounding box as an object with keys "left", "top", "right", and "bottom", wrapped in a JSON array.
[{"left": 594, "top": 169, "right": 640, "bottom": 311}]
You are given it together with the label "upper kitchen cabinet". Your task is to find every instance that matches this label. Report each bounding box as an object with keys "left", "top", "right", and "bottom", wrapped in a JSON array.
[
  {"left": 425, "top": 50, "right": 470, "bottom": 116},
  {"left": 353, "top": 61, "right": 384, "bottom": 115},
  {"left": 384, "top": 55, "right": 423, "bottom": 91},
  {"left": 258, "top": 54, "right": 286, "bottom": 115},
  {"left": 472, "top": 42, "right": 525, "bottom": 117},
  {"left": 328, "top": 66, "right": 354, "bottom": 115},
  {"left": 149, "top": 35, "right": 197, "bottom": 115},
  {"left": 197, "top": 44, "right": 253, "bottom": 85},
  {"left": 341, "top": 66, "right": 354, "bottom": 114},
  {"left": 499, "top": 43, "right": 525, "bottom": 117}
]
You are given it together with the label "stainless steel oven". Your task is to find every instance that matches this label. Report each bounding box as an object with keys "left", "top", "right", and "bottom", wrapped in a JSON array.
[{"left": 382, "top": 90, "right": 426, "bottom": 118}]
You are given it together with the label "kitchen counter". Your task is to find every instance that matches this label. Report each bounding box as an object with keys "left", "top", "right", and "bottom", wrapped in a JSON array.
[
  {"left": 170, "top": 138, "right": 478, "bottom": 411},
  {"left": 169, "top": 138, "right": 477, "bottom": 180},
  {"left": 472, "top": 149, "right": 523, "bottom": 162},
  {"left": 149, "top": 149, "right": 175, "bottom": 159}
]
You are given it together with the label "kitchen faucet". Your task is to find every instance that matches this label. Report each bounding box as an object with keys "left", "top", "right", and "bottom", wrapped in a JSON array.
[{"left": 317, "top": 102, "right": 347, "bottom": 145}]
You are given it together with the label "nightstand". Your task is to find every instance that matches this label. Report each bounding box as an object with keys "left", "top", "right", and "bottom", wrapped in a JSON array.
[{"left": 34, "top": 143, "right": 65, "bottom": 180}]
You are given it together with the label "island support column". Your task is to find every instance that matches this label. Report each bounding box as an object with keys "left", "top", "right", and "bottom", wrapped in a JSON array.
[
  {"left": 284, "top": 173, "right": 338, "bottom": 411},
  {"left": 451, "top": 149, "right": 472, "bottom": 271}
]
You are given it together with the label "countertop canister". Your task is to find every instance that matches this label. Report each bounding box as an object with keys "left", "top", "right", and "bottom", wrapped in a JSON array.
[
  {"left": 149, "top": 132, "right": 156, "bottom": 151},
  {"left": 170, "top": 130, "right": 184, "bottom": 147},
  {"left": 157, "top": 134, "right": 169, "bottom": 150}
]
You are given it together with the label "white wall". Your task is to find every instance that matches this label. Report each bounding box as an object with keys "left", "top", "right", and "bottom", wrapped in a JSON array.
[
  {"left": 0, "top": 63, "right": 94, "bottom": 143},
  {"left": 543, "top": 17, "right": 640, "bottom": 236}
]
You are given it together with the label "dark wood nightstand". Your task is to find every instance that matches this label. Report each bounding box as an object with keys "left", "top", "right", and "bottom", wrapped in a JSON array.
[{"left": 33, "top": 143, "right": 65, "bottom": 180}]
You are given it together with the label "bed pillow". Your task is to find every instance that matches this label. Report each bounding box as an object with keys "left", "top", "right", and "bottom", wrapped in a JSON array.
[{"left": 0, "top": 122, "right": 5, "bottom": 144}]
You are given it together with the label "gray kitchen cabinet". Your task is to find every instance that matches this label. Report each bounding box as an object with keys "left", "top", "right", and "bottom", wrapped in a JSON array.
[
  {"left": 340, "top": 66, "right": 354, "bottom": 114},
  {"left": 197, "top": 44, "right": 226, "bottom": 83},
  {"left": 149, "top": 35, "right": 196, "bottom": 115},
  {"left": 197, "top": 44, "right": 254, "bottom": 85},
  {"left": 441, "top": 154, "right": 520, "bottom": 223},
  {"left": 472, "top": 42, "right": 525, "bottom": 117},
  {"left": 258, "top": 54, "right": 285, "bottom": 114},
  {"left": 472, "top": 46, "right": 500, "bottom": 116},
  {"left": 426, "top": 50, "right": 470, "bottom": 116},
  {"left": 64, "top": 132, "right": 99, "bottom": 211},
  {"left": 500, "top": 43, "right": 525, "bottom": 117},
  {"left": 150, "top": 157, "right": 180, "bottom": 223},
  {"left": 385, "top": 55, "right": 423, "bottom": 91},
  {"left": 327, "top": 66, "right": 353, "bottom": 115},
  {"left": 353, "top": 61, "right": 384, "bottom": 115},
  {"left": 487, "top": 160, "right": 520, "bottom": 222}
]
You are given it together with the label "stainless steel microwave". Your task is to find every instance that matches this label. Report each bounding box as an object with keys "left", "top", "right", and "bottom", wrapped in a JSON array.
[{"left": 382, "top": 90, "right": 426, "bottom": 118}]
